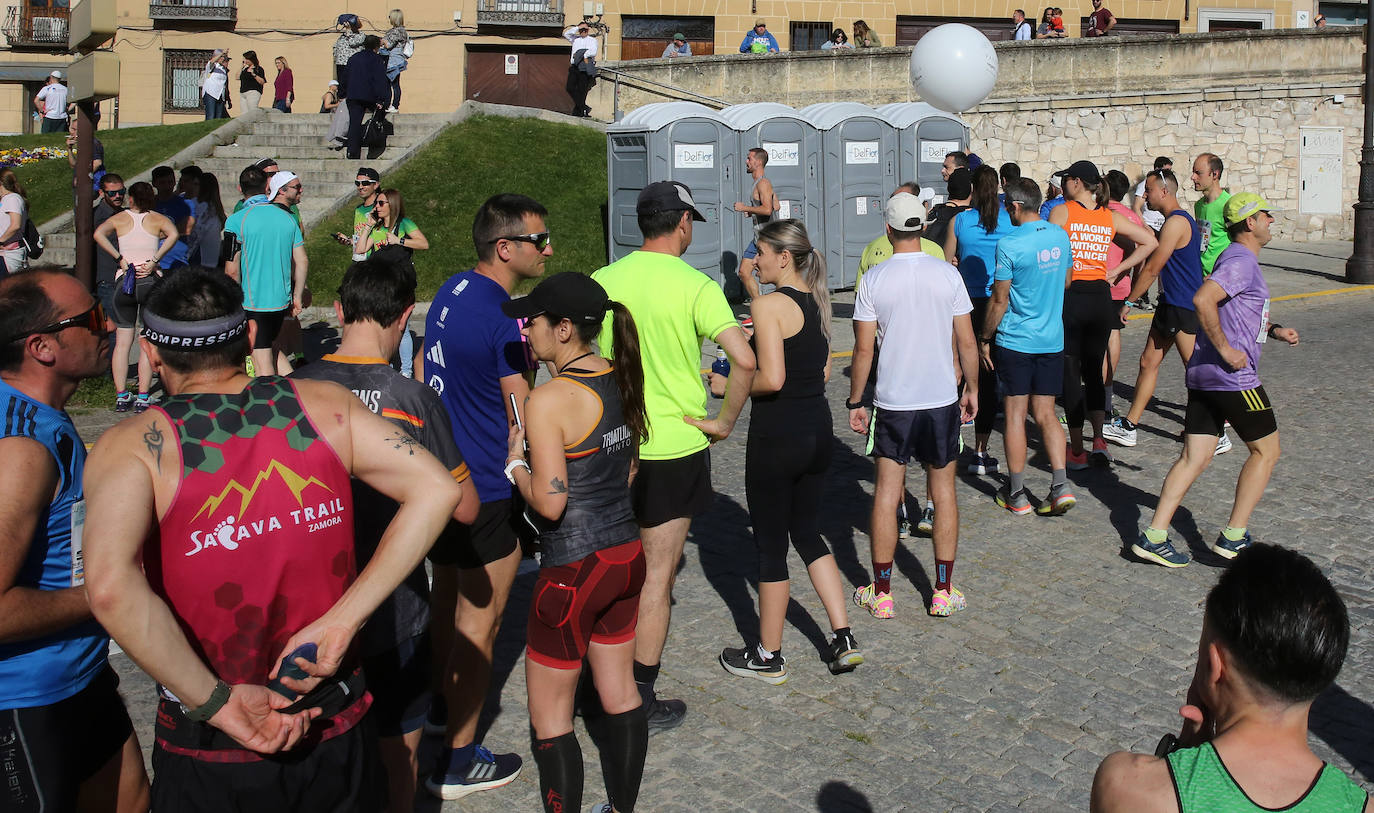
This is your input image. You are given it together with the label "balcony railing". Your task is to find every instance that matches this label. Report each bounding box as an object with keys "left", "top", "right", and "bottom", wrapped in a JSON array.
[
  {"left": 2, "top": 6, "right": 70, "bottom": 50},
  {"left": 149, "top": 0, "right": 237, "bottom": 23},
  {"left": 476, "top": 0, "right": 563, "bottom": 29}
]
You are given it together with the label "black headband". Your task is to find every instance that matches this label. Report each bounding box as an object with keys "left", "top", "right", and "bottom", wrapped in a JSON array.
[{"left": 142, "top": 309, "right": 248, "bottom": 349}]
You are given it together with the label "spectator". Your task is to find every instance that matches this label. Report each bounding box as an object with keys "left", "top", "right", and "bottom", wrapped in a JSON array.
[
  {"left": 359, "top": 187, "right": 430, "bottom": 257},
  {"left": 0, "top": 169, "right": 28, "bottom": 276},
  {"left": 382, "top": 9, "right": 410, "bottom": 113},
  {"left": 321, "top": 78, "right": 341, "bottom": 113},
  {"left": 564, "top": 20, "right": 598, "bottom": 117},
  {"left": 201, "top": 50, "right": 231, "bottom": 119},
  {"left": 334, "top": 14, "right": 366, "bottom": 96},
  {"left": 33, "top": 71, "right": 68, "bottom": 133},
  {"left": 739, "top": 20, "right": 780, "bottom": 53},
  {"left": 272, "top": 56, "right": 294, "bottom": 113},
  {"left": 345, "top": 36, "right": 390, "bottom": 160},
  {"left": 1091, "top": 544, "right": 1368, "bottom": 813},
  {"left": 64, "top": 118, "right": 104, "bottom": 209},
  {"left": 662, "top": 32, "right": 692, "bottom": 57},
  {"left": 1052, "top": 8, "right": 1066, "bottom": 33},
  {"left": 821, "top": 28, "right": 854, "bottom": 50},
  {"left": 1012, "top": 9, "right": 1032, "bottom": 39},
  {"left": 1085, "top": 0, "right": 1117, "bottom": 36},
  {"left": 853, "top": 19, "right": 882, "bottom": 47},
  {"left": 92, "top": 173, "right": 126, "bottom": 315},
  {"left": 1314, "top": 13, "right": 1327, "bottom": 26},
  {"left": 188, "top": 172, "right": 227, "bottom": 269},
  {"left": 239, "top": 51, "right": 266, "bottom": 109},
  {"left": 1036, "top": 7, "right": 1065, "bottom": 37}
]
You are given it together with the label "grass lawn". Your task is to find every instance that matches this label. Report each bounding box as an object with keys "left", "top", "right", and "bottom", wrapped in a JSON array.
[
  {"left": 4, "top": 119, "right": 224, "bottom": 225},
  {"left": 303, "top": 114, "right": 609, "bottom": 301}
]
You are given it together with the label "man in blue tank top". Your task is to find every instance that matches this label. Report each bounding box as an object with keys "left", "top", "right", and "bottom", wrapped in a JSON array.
[
  {"left": 0, "top": 271, "right": 149, "bottom": 811},
  {"left": 1091, "top": 544, "right": 1368, "bottom": 812}
]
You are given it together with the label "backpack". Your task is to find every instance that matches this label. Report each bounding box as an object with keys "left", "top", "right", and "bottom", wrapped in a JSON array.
[
  {"left": 401, "top": 38, "right": 415, "bottom": 58},
  {"left": 20, "top": 217, "right": 43, "bottom": 259}
]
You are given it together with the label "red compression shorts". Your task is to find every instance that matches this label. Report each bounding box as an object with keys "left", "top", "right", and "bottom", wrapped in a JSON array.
[{"left": 526, "top": 539, "right": 645, "bottom": 670}]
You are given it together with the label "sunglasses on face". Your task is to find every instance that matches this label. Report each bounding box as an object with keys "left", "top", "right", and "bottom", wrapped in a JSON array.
[
  {"left": 355, "top": 180, "right": 376, "bottom": 187},
  {"left": 104, "top": 188, "right": 125, "bottom": 197},
  {"left": 9, "top": 302, "right": 106, "bottom": 343},
  {"left": 489, "top": 232, "right": 551, "bottom": 251}
]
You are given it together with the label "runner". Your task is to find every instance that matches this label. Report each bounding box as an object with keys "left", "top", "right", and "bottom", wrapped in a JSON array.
[
  {"left": 291, "top": 254, "right": 479, "bottom": 813},
  {"left": 593, "top": 180, "right": 756, "bottom": 734},
  {"left": 1130, "top": 193, "right": 1299, "bottom": 568},
  {"left": 1101, "top": 169, "right": 1145, "bottom": 419},
  {"left": 1191, "top": 152, "right": 1232, "bottom": 276},
  {"left": 700, "top": 220, "right": 862, "bottom": 683},
  {"left": 979, "top": 177, "right": 1075, "bottom": 516},
  {"left": 0, "top": 271, "right": 150, "bottom": 813},
  {"left": 82, "top": 267, "right": 462, "bottom": 809},
  {"left": 1049, "top": 160, "right": 1156, "bottom": 470},
  {"left": 848, "top": 193, "right": 978, "bottom": 619},
  {"left": 732, "top": 148, "right": 780, "bottom": 301},
  {"left": 501, "top": 272, "right": 649, "bottom": 813}
]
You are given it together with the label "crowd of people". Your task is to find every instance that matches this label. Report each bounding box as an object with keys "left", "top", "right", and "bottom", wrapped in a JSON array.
[{"left": 0, "top": 119, "right": 1367, "bottom": 813}]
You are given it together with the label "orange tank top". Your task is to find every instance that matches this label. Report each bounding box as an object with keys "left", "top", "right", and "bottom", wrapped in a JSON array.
[{"left": 1062, "top": 200, "right": 1115, "bottom": 283}]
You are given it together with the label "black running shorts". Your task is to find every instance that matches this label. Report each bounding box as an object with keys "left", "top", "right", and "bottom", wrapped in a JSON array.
[
  {"left": 248, "top": 307, "right": 292, "bottom": 349},
  {"left": 870, "top": 402, "right": 961, "bottom": 467},
  {"left": 994, "top": 346, "right": 1064, "bottom": 397},
  {"left": 1184, "top": 386, "right": 1277, "bottom": 443},
  {"left": 630, "top": 449, "right": 713, "bottom": 527},
  {"left": 427, "top": 496, "right": 520, "bottom": 569},
  {"left": 0, "top": 666, "right": 134, "bottom": 812},
  {"left": 361, "top": 632, "right": 432, "bottom": 737},
  {"left": 526, "top": 540, "right": 645, "bottom": 670},
  {"left": 1150, "top": 303, "right": 1200, "bottom": 338}
]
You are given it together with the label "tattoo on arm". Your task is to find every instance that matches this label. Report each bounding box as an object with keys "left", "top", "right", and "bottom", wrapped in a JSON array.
[
  {"left": 143, "top": 422, "right": 164, "bottom": 473},
  {"left": 548, "top": 476, "right": 567, "bottom": 495},
  {"left": 387, "top": 432, "right": 420, "bottom": 455}
]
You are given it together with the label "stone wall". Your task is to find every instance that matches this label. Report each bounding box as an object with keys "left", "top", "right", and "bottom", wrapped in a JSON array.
[{"left": 593, "top": 27, "right": 1365, "bottom": 241}]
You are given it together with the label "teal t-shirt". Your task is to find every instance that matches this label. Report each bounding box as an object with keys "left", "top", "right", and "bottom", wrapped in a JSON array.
[
  {"left": 224, "top": 202, "right": 302, "bottom": 312},
  {"left": 993, "top": 220, "right": 1071, "bottom": 354},
  {"left": 1195, "top": 190, "right": 1232, "bottom": 276},
  {"left": 953, "top": 207, "right": 1016, "bottom": 299}
]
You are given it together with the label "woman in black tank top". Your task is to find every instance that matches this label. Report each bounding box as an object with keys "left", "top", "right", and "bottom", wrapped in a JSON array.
[
  {"left": 692, "top": 220, "right": 864, "bottom": 685},
  {"left": 501, "top": 273, "right": 651, "bottom": 813}
]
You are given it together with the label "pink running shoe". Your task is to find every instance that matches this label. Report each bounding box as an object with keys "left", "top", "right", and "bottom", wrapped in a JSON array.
[
  {"left": 929, "top": 587, "right": 967, "bottom": 617},
  {"left": 853, "top": 583, "right": 894, "bottom": 619}
]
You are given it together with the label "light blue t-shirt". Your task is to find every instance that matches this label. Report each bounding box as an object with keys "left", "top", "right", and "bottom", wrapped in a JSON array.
[
  {"left": 993, "top": 220, "right": 1072, "bottom": 354},
  {"left": 224, "top": 201, "right": 302, "bottom": 312},
  {"left": 1040, "top": 195, "right": 1066, "bottom": 221},
  {"left": 953, "top": 207, "right": 1015, "bottom": 299}
]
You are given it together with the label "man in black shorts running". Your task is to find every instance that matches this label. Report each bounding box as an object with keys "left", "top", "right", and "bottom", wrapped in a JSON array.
[{"left": 292, "top": 253, "right": 479, "bottom": 813}]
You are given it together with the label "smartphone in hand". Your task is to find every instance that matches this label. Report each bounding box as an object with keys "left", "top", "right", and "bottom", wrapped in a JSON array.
[{"left": 332, "top": 232, "right": 351, "bottom": 246}]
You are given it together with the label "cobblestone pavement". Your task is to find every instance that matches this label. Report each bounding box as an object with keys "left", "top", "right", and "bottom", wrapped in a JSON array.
[{"left": 96, "top": 241, "right": 1373, "bottom": 811}]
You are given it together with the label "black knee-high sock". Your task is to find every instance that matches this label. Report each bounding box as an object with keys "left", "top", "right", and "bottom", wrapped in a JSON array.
[
  {"left": 531, "top": 728, "right": 583, "bottom": 813},
  {"left": 632, "top": 660, "right": 659, "bottom": 706},
  {"left": 585, "top": 706, "right": 648, "bottom": 813}
]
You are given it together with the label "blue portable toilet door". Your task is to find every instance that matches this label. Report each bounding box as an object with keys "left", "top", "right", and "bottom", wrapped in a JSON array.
[
  {"left": 662, "top": 119, "right": 735, "bottom": 284},
  {"left": 834, "top": 118, "right": 894, "bottom": 289},
  {"left": 915, "top": 118, "right": 967, "bottom": 203}
]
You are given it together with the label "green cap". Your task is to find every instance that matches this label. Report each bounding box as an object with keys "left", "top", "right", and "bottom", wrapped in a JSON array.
[
  {"left": 1223, "top": 192, "right": 1275, "bottom": 227},
  {"left": 674, "top": 32, "right": 686, "bottom": 40}
]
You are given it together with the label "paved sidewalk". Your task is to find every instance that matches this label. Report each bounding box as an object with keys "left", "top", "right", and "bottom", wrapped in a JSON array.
[{"left": 96, "top": 240, "right": 1373, "bottom": 811}]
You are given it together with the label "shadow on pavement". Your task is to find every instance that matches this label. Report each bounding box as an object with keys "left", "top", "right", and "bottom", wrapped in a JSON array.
[
  {"left": 1310, "top": 683, "right": 1374, "bottom": 782},
  {"left": 816, "top": 780, "right": 874, "bottom": 812}
]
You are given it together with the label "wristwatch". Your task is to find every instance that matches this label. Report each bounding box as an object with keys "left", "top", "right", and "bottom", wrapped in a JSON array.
[
  {"left": 845, "top": 399, "right": 870, "bottom": 410},
  {"left": 504, "top": 458, "right": 531, "bottom": 484}
]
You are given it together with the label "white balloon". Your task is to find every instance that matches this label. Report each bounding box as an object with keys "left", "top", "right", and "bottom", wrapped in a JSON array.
[{"left": 909, "top": 24, "right": 999, "bottom": 113}]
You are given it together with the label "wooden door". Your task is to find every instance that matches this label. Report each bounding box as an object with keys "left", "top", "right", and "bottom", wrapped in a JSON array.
[
  {"left": 465, "top": 46, "right": 574, "bottom": 113},
  {"left": 620, "top": 38, "right": 714, "bottom": 60}
]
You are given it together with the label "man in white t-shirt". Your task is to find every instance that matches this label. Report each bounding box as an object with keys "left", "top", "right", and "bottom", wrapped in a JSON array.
[
  {"left": 847, "top": 193, "right": 979, "bottom": 620},
  {"left": 1134, "top": 156, "right": 1172, "bottom": 234},
  {"left": 34, "top": 72, "right": 70, "bottom": 133}
]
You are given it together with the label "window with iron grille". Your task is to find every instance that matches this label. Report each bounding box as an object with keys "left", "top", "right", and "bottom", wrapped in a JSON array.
[
  {"left": 164, "top": 48, "right": 213, "bottom": 112},
  {"left": 790, "top": 21, "right": 831, "bottom": 50}
]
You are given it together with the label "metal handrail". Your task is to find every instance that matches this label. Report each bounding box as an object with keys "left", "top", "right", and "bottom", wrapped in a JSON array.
[{"left": 597, "top": 64, "right": 729, "bottom": 121}]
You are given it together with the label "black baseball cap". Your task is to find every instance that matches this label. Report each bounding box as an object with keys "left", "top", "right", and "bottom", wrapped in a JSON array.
[
  {"left": 356, "top": 167, "right": 380, "bottom": 182},
  {"left": 502, "top": 272, "right": 609, "bottom": 324},
  {"left": 636, "top": 181, "right": 706, "bottom": 222},
  {"left": 1059, "top": 159, "right": 1102, "bottom": 185}
]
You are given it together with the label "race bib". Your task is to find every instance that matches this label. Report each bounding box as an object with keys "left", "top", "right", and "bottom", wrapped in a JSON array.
[
  {"left": 1256, "top": 298, "right": 1271, "bottom": 343},
  {"left": 70, "top": 499, "right": 86, "bottom": 586}
]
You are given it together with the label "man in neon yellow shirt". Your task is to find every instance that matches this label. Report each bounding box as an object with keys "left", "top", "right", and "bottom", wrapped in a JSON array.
[
  {"left": 1190, "top": 152, "right": 1232, "bottom": 276},
  {"left": 593, "top": 181, "right": 756, "bottom": 735},
  {"left": 855, "top": 182, "right": 945, "bottom": 290}
]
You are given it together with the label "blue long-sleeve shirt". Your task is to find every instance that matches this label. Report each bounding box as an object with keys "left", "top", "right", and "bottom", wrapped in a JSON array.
[{"left": 738, "top": 31, "right": 779, "bottom": 53}]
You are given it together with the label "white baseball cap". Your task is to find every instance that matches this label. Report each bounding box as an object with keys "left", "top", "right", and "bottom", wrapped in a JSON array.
[
  {"left": 267, "top": 170, "right": 299, "bottom": 200},
  {"left": 50, "top": 70, "right": 63, "bottom": 79},
  {"left": 885, "top": 192, "right": 926, "bottom": 231}
]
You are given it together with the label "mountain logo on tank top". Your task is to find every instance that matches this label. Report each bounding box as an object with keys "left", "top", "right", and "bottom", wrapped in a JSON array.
[{"left": 184, "top": 458, "right": 340, "bottom": 557}]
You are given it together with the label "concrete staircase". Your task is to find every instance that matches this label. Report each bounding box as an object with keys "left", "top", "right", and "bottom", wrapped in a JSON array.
[{"left": 37, "top": 109, "right": 455, "bottom": 268}]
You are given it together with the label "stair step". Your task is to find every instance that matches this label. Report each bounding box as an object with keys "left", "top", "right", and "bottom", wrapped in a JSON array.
[
  {"left": 192, "top": 166, "right": 401, "bottom": 183},
  {"left": 248, "top": 122, "right": 443, "bottom": 138},
  {"left": 227, "top": 134, "right": 425, "bottom": 150}
]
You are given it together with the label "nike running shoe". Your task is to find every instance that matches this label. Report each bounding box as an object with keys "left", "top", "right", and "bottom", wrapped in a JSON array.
[
  {"left": 1130, "top": 531, "right": 1191, "bottom": 568},
  {"left": 1102, "top": 416, "right": 1137, "bottom": 447},
  {"left": 425, "top": 745, "right": 522, "bottom": 800},
  {"left": 967, "top": 452, "right": 999, "bottom": 475},
  {"left": 1210, "top": 529, "right": 1254, "bottom": 560},
  {"left": 853, "top": 583, "right": 895, "bottom": 619},
  {"left": 644, "top": 694, "right": 686, "bottom": 736},
  {"left": 133, "top": 393, "right": 152, "bottom": 414},
  {"left": 928, "top": 587, "right": 966, "bottom": 617},
  {"left": 995, "top": 485, "right": 1032, "bottom": 516},
  {"left": 113, "top": 392, "right": 132, "bottom": 413},
  {"left": 826, "top": 631, "right": 864, "bottom": 675},
  {"left": 1036, "top": 483, "right": 1077, "bottom": 516},
  {"left": 720, "top": 645, "right": 788, "bottom": 685},
  {"left": 1090, "top": 437, "right": 1114, "bottom": 466},
  {"left": 588, "top": 805, "right": 613, "bottom": 813},
  {"left": 916, "top": 507, "right": 935, "bottom": 537},
  {"left": 1213, "top": 432, "right": 1233, "bottom": 456},
  {"left": 1066, "top": 445, "right": 1090, "bottom": 471}
]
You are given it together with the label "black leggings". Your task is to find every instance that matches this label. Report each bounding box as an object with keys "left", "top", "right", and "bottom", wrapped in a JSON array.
[
  {"left": 1062, "top": 281, "right": 1114, "bottom": 430},
  {"left": 969, "top": 297, "right": 1000, "bottom": 436},
  {"left": 745, "top": 429, "right": 833, "bottom": 583}
]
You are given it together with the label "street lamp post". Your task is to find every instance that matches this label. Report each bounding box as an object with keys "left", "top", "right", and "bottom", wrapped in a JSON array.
[{"left": 1347, "top": 19, "right": 1374, "bottom": 283}]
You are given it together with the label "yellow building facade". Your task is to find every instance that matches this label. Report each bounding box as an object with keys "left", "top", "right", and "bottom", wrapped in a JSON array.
[{"left": 0, "top": 0, "right": 1321, "bottom": 133}]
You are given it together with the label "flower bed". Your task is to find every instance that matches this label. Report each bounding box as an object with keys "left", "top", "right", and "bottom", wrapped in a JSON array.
[{"left": 0, "top": 146, "right": 69, "bottom": 169}]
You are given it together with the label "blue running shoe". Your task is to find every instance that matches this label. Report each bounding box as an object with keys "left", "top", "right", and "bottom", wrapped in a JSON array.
[
  {"left": 1210, "top": 530, "right": 1253, "bottom": 560},
  {"left": 1130, "top": 532, "right": 1190, "bottom": 568},
  {"left": 425, "top": 745, "right": 522, "bottom": 800}
]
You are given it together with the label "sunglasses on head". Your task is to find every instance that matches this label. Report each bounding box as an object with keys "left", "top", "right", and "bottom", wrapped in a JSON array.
[
  {"left": 489, "top": 231, "right": 551, "bottom": 251},
  {"left": 8, "top": 302, "right": 106, "bottom": 343}
]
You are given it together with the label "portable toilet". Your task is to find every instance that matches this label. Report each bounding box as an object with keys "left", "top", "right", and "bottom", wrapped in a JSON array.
[
  {"left": 878, "top": 102, "right": 970, "bottom": 202},
  {"left": 800, "top": 102, "right": 898, "bottom": 289},
  {"left": 718, "top": 103, "right": 824, "bottom": 241},
  {"left": 606, "top": 102, "right": 739, "bottom": 284}
]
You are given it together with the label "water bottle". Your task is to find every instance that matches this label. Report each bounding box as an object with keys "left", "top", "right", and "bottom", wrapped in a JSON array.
[{"left": 711, "top": 347, "right": 730, "bottom": 377}]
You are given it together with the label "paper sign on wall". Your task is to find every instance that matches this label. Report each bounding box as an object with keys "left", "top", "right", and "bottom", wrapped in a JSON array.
[
  {"left": 920, "top": 140, "right": 961, "bottom": 163},
  {"left": 845, "top": 141, "right": 879, "bottom": 165},
  {"left": 856, "top": 197, "right": 867, "bottom": 215},
  {"left": 674, "top": 144, "right": 714, "bottom": 169},
  {"left": 504, "top": 54, "right": 519, "bottom": 74},
  {"left": 762, "top": 142, "right": 800, "bottom": 167},
  {"left": 779, "top": 200, "right": 792, "bottom": 219}
]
